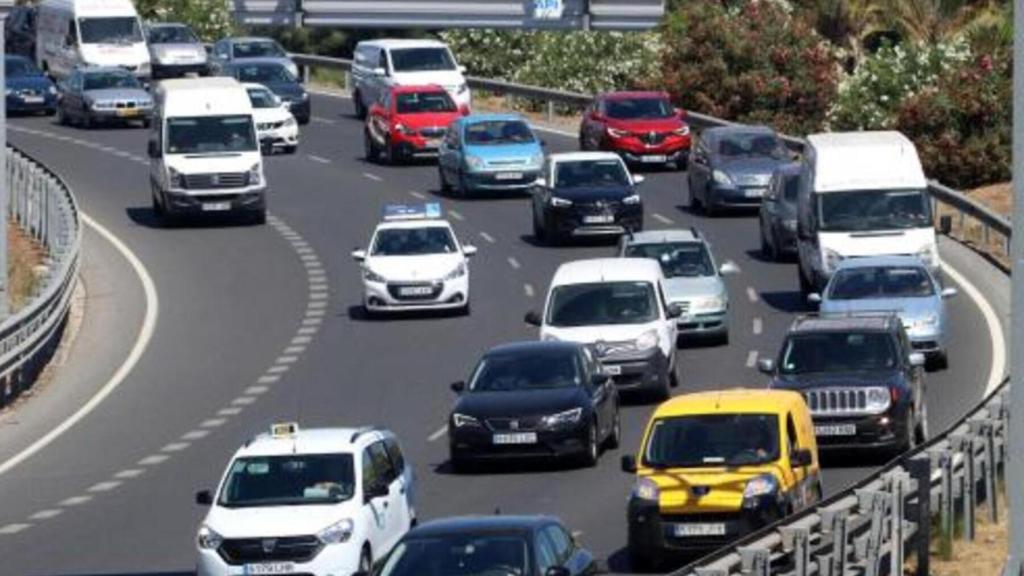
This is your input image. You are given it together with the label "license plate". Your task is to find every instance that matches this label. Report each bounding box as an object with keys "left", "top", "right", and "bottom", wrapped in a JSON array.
[
  {"left": 641, "top": 155, "right": 667, "bottom": 163},
  {"left": 495, "top": 172, "right": 523, "bottom": 180},
  {"left": 815, "top": 424, "right": 857, "bottom": 437},
  {"left": 244, "top": 563, "right": 295, "bottom": 575},
  {"left": 425, "top": 138, "right": 441, "bottom": 148},
  {"left": 22, "top": 96, "right": 44, "bottom": 104},
  {"left": 674, "top": 523, "right": 726, "bottom": 537},
  {"left": 493, "top": 432, "right": 537, "bottom": 445},
  {"left": 583, "top": 214, "right": 614, "bottom": 224},
  {"left": 603, "top": 365, "right": 622, "bottom": 376},
  {"left": 116, "top": 108, "right": 139, "bottom": 117},
  {"left": 744, "top": 188, "right": 765, "bottom": 198},
  {"left": 399, "top": 286, "right": 433, "bottom": 296},
  {"left": 201, "top": 202, "right": 231, "bottom": 212}
]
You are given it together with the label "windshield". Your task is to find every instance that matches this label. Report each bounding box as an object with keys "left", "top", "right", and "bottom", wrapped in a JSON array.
[
  {"left": 218, "top": 454, "right": 355, "bottom": 507},
  {"left": 233, "top": 41, "right": 285, "bottom": 59},
  {"left": 555, "top": 160, "right": 630, "bottom": 188},
  {"left": 83, "top": 71, "right": 139, "bottom": 91},
  {"left": 828, "top": 266, "right": 935, "bottom": 300},
  {"left": 818, "top": 189, "right": 932, "bottom": 231},
  {"left": 233, "top": 63, "right": 294, "bottom": 84},
  {"left": 717, "top": 132, "right": 788, "bottom": 159},
  {"left": 780, "top": 332, "right": 897, "bottom": 374},
  {"left": 371, "top": 226, "right": 457, "bottom": 256},
  {"left": 166, "top": 115, "right": 257, "bottom": 155},
  {"left": 78, "top": 17, "right": 142, "bottom": 44},
  {"left": 390, "top": 47, "right": 456, "bottom": 72},
  {"left": 645, "top": 414, "right": 780, "bottom": 468},
  {"left": 247, "top": 88, "right": 279, "bottom": 109},
  {"left": 548, "top": 281, "right": 658, "bottom": 327},
  {"left": 396, "top": 91, "right": 457, "bottom": 114},
  {"left": 605, "top": 97, "right": 674, "bottom": 120},
  {"left": 464, "top": 120, "right": 535, "bottom": 145},
  {"left": 147, "top": 26, "right": 199, "bottom": 44},
  {"left": 625, "top": 242, "right": 713, "bottom": 278},
  {"left": 379, "top": 534, "right": 529, "bottom": 576},
  {"left": 470, "top": 350, "right": 580, "bottom": 392},
  {"left": 5, "top": 57, "right": 40, "bottom": 77}
]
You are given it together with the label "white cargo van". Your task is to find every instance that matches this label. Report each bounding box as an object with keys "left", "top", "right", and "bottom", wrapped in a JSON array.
[
  {"left": 36, "top": 0, "right": 150, "bottom": 80},
  {"left": 351, "top": 38, "right": 470, "bottom": 119},
  {"left": 796, "top": 131, "right": 937, "bottom": 294},
  {"left": 148, "top": 77, "right": 267, "bottom": 224}
]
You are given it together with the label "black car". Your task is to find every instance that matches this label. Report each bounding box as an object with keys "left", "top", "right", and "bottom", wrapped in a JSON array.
[
  {"left": 687, "top": 125, "right": 794, "bottom": 215},
  {"left": 531, "top": 154, "right": 644, "bottom": 244},
  {"left": 362, "top": 515, "right": 598, "bottom": 576},
  {"left": 759, "top": 313, "right": 928, "bottom": 455},
  {"left": 448, "top": 341, "right": 620, "bottom": 470},
  {"left": 219, "top": 59, "right": 310, "bottom": 124},
  {"left": 5, "top": 56, "right": 57, "bottom": 116},
  {"left": 4, "top": 5, "right": 37, "bottom": 60},
  {"left": 759, "top": 162, "right": 801, "bottom": 260}
]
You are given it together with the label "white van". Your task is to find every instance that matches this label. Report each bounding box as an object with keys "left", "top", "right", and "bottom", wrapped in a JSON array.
[
  {"left": 796, "top": 131, "right": 937, "bottom": 294},
  {"left": 525, "top": 258, "right": 682, "bottom": 402},
  {"left": 351, "top": 38, "right": 470, "bottom": 119},
  {"left": 148, "top": 77, "right": 267, "bottom": 224},
  {"left": 36, "top": 0, "right": 150, "bottom": 80}
]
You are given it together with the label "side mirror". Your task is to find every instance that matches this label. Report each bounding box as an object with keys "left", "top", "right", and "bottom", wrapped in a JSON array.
[
  {"left": 790, "top": 448, "right": 813, "bottom": 468},
  {"left": 666, "top": 302, "right": 684, "bottom": 319},
  {"left": 718, "top": 261, "right": 739, "bottom": 275},
  {"left": 807, "top": 292, "right": 822, "bottom": 304},
  {"left": 632, "top": 174, "right": 645, "bottom": 185},
  {"left": 533, "top": 177, "right": 546, "bottom": 188},
  {"left": 462, "top": 245, "right": 477, "bottom": 257},
  {"left": 620, "top": 455, "right": 637, "bottom": 474},
  {"left": 195, "top": 490, "right": 213, "bottom": 506},
  {"left": 546, "top": 567, "right": 571, "bottom": 576},
  {"left": 938, "top": 214, "right": 953, "bottom": 235},
  {"left": 757, "top": 358, "right": 775, "bottom": 375},
  {"left": 941, "top": 287, "right": 958, "bottom": 299},
  {"left": 147, "top": 139, "right": 160, "bottom": 158},
  {"left": 458, "top": 65, "right": 467, "bottom": 74},
  {"left": 450, "top": 380, "right": 465, "bottom": 393},
  {"left": 540, "top": 139, "right": 548, "bottom": 148},
  {"left": 524, "top": 310, "right": 542, "bottom": 326},
  {"left": 908, "top": 352, "right": 926, "bottom": 367},
  {"left": 351, "top": 249, "right": 366, "bottom": 261},
  {"left": 372, "top": 67, "right": 386, "bottom": 77},
  {"left": 590, "top": 373, "right": 608, "bottom": 387},
  {"left": 365, "top": 482, "right": 390, "bottom": 502}
]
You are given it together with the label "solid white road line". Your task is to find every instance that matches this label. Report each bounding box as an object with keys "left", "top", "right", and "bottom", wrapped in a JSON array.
[
  {"left": 653, "top": 213, "right": 674, "bottom": 225},
  {"left": 942, "top": 261, "right": 1007, "bottom": 395},
  {"left": 428, "top": 425, "right": 448, "bottom": 442},
  {"left": 746, "top": 351, "right": 759, "bottom": 368},
  {"left": 746, "top": 286, "right": 759, "bottom": 303},
  {"left": 0, "top": 213, "right": 159, "bottom": 479}
]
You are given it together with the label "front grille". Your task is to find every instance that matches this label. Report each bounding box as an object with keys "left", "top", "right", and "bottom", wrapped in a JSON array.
[
  {"left": 218, "top": 536, "right": 323, "bottom": 565},
  {"left": 258, "top": 120, "right": 285, "bottom": 130},
  {"left": 487, "top": 158, "right": 528, "bottom": 167},
  {"left": 387, "top": 282, "right": 443, "bottom": 301},
  {"left": 184, "top": 172, "right": 248, "bottom": 190},
  {"left": 487, "top": 416, "right": 542, "bottom": 431},
  {"left": 639, "top": 131, "right": 669, "bottom": 145},
  {"left": 114, "top": 100, "right": 137, "bottom": 109},
  {"left": 804, "top": 388, "right": 869, "bottom": 415},
  {"left": 16, "top": 89, "right": 41, "bottom": 97},
  {"left": 594, "top": 340, "right": 638, "bottom": 359},
  {"left": 418, "top": 126, "right": 446, "bottom": 138},
  {"left": 577, "top": 200, "right": 622, "bottom": 213}
]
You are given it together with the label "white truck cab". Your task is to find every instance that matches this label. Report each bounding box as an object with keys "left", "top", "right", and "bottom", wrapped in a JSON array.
[
  {"left": 351, "top": 38, "right": 470, "bottom": 119},
  {"left": 796, "top": 131, "right": 938, "bottom": 294},
  {"left": 36, "top": 0, "right": 150, "bottom": 80},
  {"left": 148, "top": 77, "right": 267, "bottom": 224}
]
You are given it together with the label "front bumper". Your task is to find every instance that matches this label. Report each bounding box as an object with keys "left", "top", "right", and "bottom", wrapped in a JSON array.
[
  {"left": 601, "top": 347, "right": 668, "bottom": 393},
  {"left": 362, "top": 276, "right": 469, "bottom": 312},
  {"left": 196, "top": 538, "right": 360, "bottom": 576},
  {"left": 89, "top": 107, "right": 154, "bottom": 122},
  {"left": 627, "top": 497, "right": 783, "bottom": 556},
  {"left": 547, "top": 204, "right": 643, "bottom": 238},
  {"left": 152, "top": 61, "right": 208, "bottom": 78},
  {"left": 463, "top": 169, "right": 541, "bottom": 192},
  {"left": 708, "top": 183, "right": 768, "bottom": 208},
  {"left": 6, "top": 93, "right": 57, "bottom": 112},
  {"left": 811, "top": 410, "right": 912, "bottom": 451},
  {"left": 259, "top": 125, "right": 300, "bottom": 149},
  {"left": 677, "top": 310, "right": 728, "bottom": 337},
  {"left": 163, "top": 187, "right": 267, "bottom": 216},
  {"left": 391, "top": 131, "right": 445, "bottom": 158},
  {"left": 606, "top": 135, "right": 690, "bottom": 166},
  {"left": 449, "top": 420, "right": 588, "bottom": 461},
  {"left": 906, "top": 327, "right": 946, "bottom": 356}
]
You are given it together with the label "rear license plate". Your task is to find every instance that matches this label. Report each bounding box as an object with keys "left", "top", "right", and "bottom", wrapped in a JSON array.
[
  {"left": 399, "top": 286, "right": 433, "bottom": 296},
  {"left": 603, "top": 365, "right": 622, "bottom": 376},
  {"left": 495, "top": 172, "right": 523, "bottom": 180},
  {"left": 22, "top": 96, "right": 44, "bottom": 104},
  {"left": 583, "top": 214, "right": 614, "bottom": 224},
  {"left": 815, "top": 424, "right": 857, "bottom": 437},
  {"left": 201, "top": 202, "right": 231, "bottom": 212},
  {"left": 493, "top": 432, "right": 537, "bottom": 445},
  {"left": 116, "top": 108, "right": 139, "bottom": 117},
  {"left": 244, "top": 563, "right": 295, "bottom": 575},
  {"left": 674, "top": 523, "right": 726, "bottom": 537},
  {"left": 642, "top": 155, "right": 667, "bottom": 163},
  {"left": 744, "top": 188, "right": 765, "bottom": 198}
]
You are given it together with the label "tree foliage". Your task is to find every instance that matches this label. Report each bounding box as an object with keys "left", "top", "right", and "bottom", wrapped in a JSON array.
[{"left": 134, "top": 0, "right": 233, "bottom": 42}]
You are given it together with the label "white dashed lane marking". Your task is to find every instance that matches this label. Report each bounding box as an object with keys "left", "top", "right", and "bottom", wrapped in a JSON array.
[
  {"left": 161, "top": 442, "right": 190, "bottom": 452},
  {"left": 200, "top": 419, "right": 227, "bottom": 429},
  {"left": 652, "top": 213, "right": 674, "bottom": 225},
  {"left": 363, "top": 172, "right": 383, "bottom": 182},
  {"left": 88, "top": 481, "right": 121, "bottom": 493},
  {"left": 114, "top": 469, "right": 144, "bottom": 479},
  {"left": 0, "top": 524, "right": 30, "bottom": 535},
  {"left": 479, "top": 231, "right": 496, "bottom": 244},
  {"left": 428, "top": 425, "right": 448, "bottom": 442},
  {"left": 409, "top": 190, "right": 427, "bottom": 200},
  {"left": 218, "top": 407, "right": 243, "bottom": 417},
  {"left": 182, "top": 429, "right": 211, "bottom": 441},
  {"left": 448, "top": 209, "right": 465, "bottom": 221},
  {"left": 28, "top": 510, "right": 62, "bottom": 521},
  {"left": 138, "top": 454, "right": 169, "bottom": 466},
  {"left": 746, "top": 351, "right": 759, "bottom": 368},
  {"left": 752, "top": 318, "right": 763, "bottom": 335},
  {"left": 524, "top": 284, "right": 536, "bottom": 298},
  {"left": 59, "top": 496, "right": 92, "bottom": 507},
  {"left": 746, "top": 287, "right": 759, "bottom": 303},
  {"left": 307, "top": 154, "right": 331, "bottom": 164},
  {"left": 508, "top": 257, "right": 521, "bottom": 270}
]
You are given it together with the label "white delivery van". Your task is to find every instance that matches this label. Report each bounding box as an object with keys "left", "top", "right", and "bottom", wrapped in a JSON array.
[
  {"left": 36, "top": 0, "right": 150, "bottom": 80},
  {"left": 351, "top": 38, "right": 470, "bottom": 119},
  {"left": 796, "top": 131, "right": 937, "bottom": 294},
  {"left": 148, "top": 77, "right": 267, "bottom": 225}
]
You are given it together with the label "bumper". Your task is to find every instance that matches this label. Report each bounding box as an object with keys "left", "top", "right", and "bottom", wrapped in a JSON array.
[
  {"left": 708, "top": 183, "right": 768, "bottom": 208},
  {"left": 259, "top": 126, "right": 300, "bottom": 149},
  {"left": 601, "top": 348, "right": 668, "bottom": 393},
  {"left": 163, "top": 188, "right": 267, "bottom": 216},
  {"left": 907, "top": 329, "right": 945, "bottom": 356},
  {"left": 449, "top": 422, "right": 589, "bottom": 461},
  {"left": 6, "top": 95, "right": 57, "bottom": 112},
  {"left": 618, "top": 148, "right": 688, "bottom": 166},
  {"left": 463, "top": 169, "right": 541, "bottom": 192},
  {"left": 363, "top": 276, "right": 469, "bottom": 312},
  {"left": 547, "top": 205, "right": 643, "bottom": 238},
  {"left": 606, "top": 136, "right": 690, "bottom": 166},
  {"left": 152, "top": 62, "right": 208, "bottom": 78},
  {"left": 392, "top": 132, "right": 444, "bottom": 158},
  {"left": 627, "top": 497, "right": 783, "bottom": 556},
  {"left": 677, "top": 311, "right": 728, "bottom": 337},
  {"left": 196, "top": 541, "right": 360, "bottom": 576},
  {"left": 812, "top": 410, "right": 912, "bottom": 451},
  {"left": 89, "top": 108, "right": 154, "bottom": 122}
]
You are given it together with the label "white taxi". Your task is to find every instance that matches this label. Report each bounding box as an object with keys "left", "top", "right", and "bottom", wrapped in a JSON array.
[
  {"left": 245, "top": 83, "right": 299, "bottom": 154},
  {"left": 352, "top": 203, "right": 476, "bottom": 315},
  {"left": 195, "top": 423, "right": 416, "bottom": 576}
]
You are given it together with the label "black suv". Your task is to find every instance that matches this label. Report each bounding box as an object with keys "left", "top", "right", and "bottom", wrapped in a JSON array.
[{"left": 758, "top": 313, "right": 928, "bottom": 455}]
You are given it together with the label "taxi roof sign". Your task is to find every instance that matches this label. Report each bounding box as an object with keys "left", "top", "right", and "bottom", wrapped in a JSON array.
[
  {"left": 382, "top": 202, "right": 443, "bottom": 221},
  {"left": 270, "top": 422, "right": 299, "bottom": 438}
]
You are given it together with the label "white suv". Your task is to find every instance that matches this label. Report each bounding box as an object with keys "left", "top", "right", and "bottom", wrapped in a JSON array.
[
  {"left": 525, "top": 258, "right": 683, "bottom": 402},
  {"left": 351, "top": 38, "right": 471, "bottom": 119},
  {"left": 195, "top": 423, "right": 416, "bottom": 576}
]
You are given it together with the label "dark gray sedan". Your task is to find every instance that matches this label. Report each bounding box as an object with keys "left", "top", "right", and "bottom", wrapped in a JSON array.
[
  {"left": 687, "top": 125, "right": 793, "bottom": 215},
  {"left": 55, "top": 67, "right": 153, "bottom": 129},
  {"left": 759, "top": 162, "right": 802, "bottom": 260}
]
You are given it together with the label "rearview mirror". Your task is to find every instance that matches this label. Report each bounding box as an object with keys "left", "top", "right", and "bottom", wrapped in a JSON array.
[
  {"left": 195, "top": 489, "right": 213, "bottom": 506},
  {"left": 458, "top": 65, "right": 467, "bottom": 74},
  {"left": 524, "top": 310, "right": 542, "bottom": 326},
  {"left": 620, "top": 455, "right": 637, "bottom": 474},
  {"left": 941, "top": 287, "right": 958, "bottom": 299},
  {"left": 666, "top": 303, "right": 684, "bottom": 319},
  {"left": 790, "top": 448, "right": 813, "bottom": 468},
  {"left": 462, "top": 245, "right": 477, "bottom": 257},
  {"left": 718, "top": 261, "right": 739, "bottom": 275},
  {"left": 908, "top": 352, "right": 926, "bottom": 367},
  {"left": 632, "top": 174, "right": 645, "bottom": 185},
  {"left": 757, "top": 358, "right": 775, "bottom": 375},
  {"left": 351, "top": 249, "right": 366, "bottom": 261},
  {"left": 807, "top": 292, "right": 822, "bottom": 304},
  {"left": 450, "top": 380, "right": 465, "bottom": 393}
]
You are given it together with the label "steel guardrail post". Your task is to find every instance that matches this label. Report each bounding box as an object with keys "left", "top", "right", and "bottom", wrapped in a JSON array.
[
  {"left": 906, "top": 454, "right": 932, "bottom": 576},
  {"left": 890, "top": 471, "right": 908, "bottom": 576},
  {"left": 738, "top": 546, "right": 770, "bottom": 576},
  {"left": 953, "top": 434, "right": 977, "bottom": 541}
]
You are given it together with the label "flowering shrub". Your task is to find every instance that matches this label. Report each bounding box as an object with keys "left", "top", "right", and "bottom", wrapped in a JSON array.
[{"left": 135, "top": 0, "right": 234, "bottom": 42}]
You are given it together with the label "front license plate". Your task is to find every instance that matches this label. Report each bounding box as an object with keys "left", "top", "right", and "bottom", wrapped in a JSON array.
[
  {"left": 642, "top": 155, "right": 667, "bottom": 163},
  {"left": 493, "top": 432, "right": 537, "bottom": 445},
  {"left": 744, "top": 188, "right": 765, "bottom": 198},
  {"left": 815, "top": 424, "right": 857, "bottom": 437},
  {"left": 603, "top": 365, "right": 622, "bottom": 376},
  {"left": 674, "top": 523, "right": 726, "bottom": 537},
  {"left": 583, "top": 214, "right": 614, "bottom": 224},
  {"left": 425, "top": 138, "right": 441, "bottom": 148},
  {"left": 116, "top": 108, "right": 139, "bottom": 117},
  {"left": 244, "top": 563, "right": 295, "bottom": 575},
  {"left": 495, "top": 172, "right": 523, "bottom": 180},
  {"left": 22, "top": 96, "right": 44, "bottom": 104},
  {"left": 399, "top": 286, "right": 433, "bottom": 296},
  {"left": 201, "top": 202, "right": 231, "bottom": 212}
]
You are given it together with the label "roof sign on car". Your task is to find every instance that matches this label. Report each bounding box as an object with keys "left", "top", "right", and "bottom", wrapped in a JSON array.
[
  {"left": 270, "top": 422, "right": 299, "bottom": 438},
  {"left": 383, "top": 202, "right": 443, "bottom": 221}
]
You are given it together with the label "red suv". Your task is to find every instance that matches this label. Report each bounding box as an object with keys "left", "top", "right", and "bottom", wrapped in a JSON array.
[
  {"left": 364, "top": 85, "right": 466, "bottom": 164},
  {"left": 578, "top": 91, "right": 691, "bottom": 170}
]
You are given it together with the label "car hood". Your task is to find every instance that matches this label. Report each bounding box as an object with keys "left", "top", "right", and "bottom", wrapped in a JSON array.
[
  {"left": 366, "top": 254, "right": 464, "bottom": 282},
  {"left": 821, "top": 296, "right": 939, "bottom": 321},
  {"left": 605, "top": 117, "right": 684, "bottom": 132},
  {"left": 253, "top": 106, "right": 293, "bottom": 124},
  {"left": 555, "top": 185, "right": 636, "bottom": 202},
  {"left": 164, "top": 152, "right": 261, "bottom": 174},
  {"left": 390, "top": 70, "right": 465, "bottom": 92},
  {"left": 454, "top": 387, "right": 585, "bottom": 420},
  {"left": 83, "top": 87, "right": 151, "bottom": 102},
  {"left": 465, "top": 142, "right": 542, "bottom": 163},
  {"left": 663, "top": 276, "right": 723, "bottom": 302},
  {"left": 205, "top": 502, "right": 354, "bottom": 538},
  {"left": 259, "top": 81, "right": 305, "bottom": 99},
  {"left": 6, "top": 75, "right": 53, "bottom": 92},
  {"left": 718, "top": 156, "right": 786, "bottom": 185},
  {"left": 771, "top": 370, "right": 902, "bottom": 391},
  {"left": 542, "top": 321, "right": 660, "bottom": 346}
]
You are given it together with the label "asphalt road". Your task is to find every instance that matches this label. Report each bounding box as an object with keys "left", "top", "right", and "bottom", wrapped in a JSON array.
[{"left": 0, "top": 91, "right": 1003, "bottom": 576}]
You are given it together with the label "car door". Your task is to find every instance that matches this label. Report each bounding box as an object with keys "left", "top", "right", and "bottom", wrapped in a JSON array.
[
  {"left": 581, "top": 347, "right": 614, "bottom": 439},
  {"left": 383, "top": 436, "right": 415, "bottom": 524},
  {"left": 360, "top": 445, "right": 390, "bottom": 555},
  {"left": 439, "top": 121, "right": 461, "bottom": 181},
  {"left": 543, "top": 524, "right": 595, "bottom": 575},
  {"left": 688, "top": 136, "right": 709, "bottom": 202},
  {"left": 784, "top": 413, "right": 810, "bottom": 510},
  {"left": 367, "top": 440, "right": 405, "bottom": 553},
  {"left": 761, "top": 173, "right": 780, "bottom": 242}
]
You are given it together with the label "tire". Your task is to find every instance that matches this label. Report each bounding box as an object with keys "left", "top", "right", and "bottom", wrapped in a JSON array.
[
  {"left": 353, "top": 90, "right": 367, "bottom": 119},
  {"left": 151, "top": 193, "right": 164, "bottom": 219},
  {"left": 930, "top": 351, "right": 949, "bottom": 371},
  {"left": 669, "top": 363, "right": 679, "bottom": 388},
  {"left": 532, "top": 211, "right": 549, "bottom": 245},
  {"left": 719, "top": 329, "right": 730, "bottom": 346},
  {"left": 55, "top": 105, "right": 67, "bottom": 126},
  {"left": 363, "top": 130, "right": 378, "bottom": 162},
  {"left": 761, "top": 225, "right": 776, "bottom": 260},
  {"left": 579, "top": 420, "right": 599, "bottom": 468},
  {"left": 81, "top": 111, "right": 92, "bottom": 129},
  {"left": 457, "top": 170, "right": 470, "bottom": 198},
  {"left": 674, "top": 156, "right": 687, "bottom": 171},
  {"left": 650, "top": 370, "right": 671, "bottom": 402},
  {"left": 916, "top": 402, "right": 930, "bottom": 444},
  {"left": 629, "top": 547, "right": 659, "bottom": 573},
  {"left": 898, "top": 411, "right": 917, "bottom": 456},
  {"left": 798, "top": 265, "right": 813, "bottom": 296},
  {"left": 439, "top": 166, "right": 452, "bottom": 195},
  {"left": 284, "top": 145, "right": 298, "bottom": 155},
  {"left": 141, "top": 118, "right": 151, "bottom": 129},
  {"left": 604, "top": 408, "right": 621, "bottom": 450},
  {"left": 460, "top": 301, "right": 471, "bottom": 317},
  {"left": 450, "top": 453, "right": 473, "bottom": 474},
  {"left": 382, "top": 138, "right": 396, "bottom": 165},
  {"left": 250, "top": 210, "right": 267, "bottom": 226},
  {"left": 44, "top": 107, "right": 56, "bottom": 117},
  {"left": 358, "top": 546, "right": 373, "bottom": 574}
]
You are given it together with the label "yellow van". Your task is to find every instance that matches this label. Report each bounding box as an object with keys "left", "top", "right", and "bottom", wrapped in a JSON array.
[{"left": 620, "top": 389, "right": 821, "bottom": 568}]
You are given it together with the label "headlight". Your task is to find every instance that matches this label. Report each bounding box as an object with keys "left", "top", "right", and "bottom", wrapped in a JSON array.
[
  {"left": 865, "top": 386, "right": 892, "bottom": 414},
  {"left": 622, "top": 194, "right": 641, "bottom": 205},
  {"left": 550, "top": 196, "right": 572, "bottom": 207},
  {"left": 443, "top": 262, "right": 467, "bottom": 281},
  {"left": 168, "top": 167, "right": 184, "bottom": 189},
  {"left": 632, "top": 477, "right": 659, "bottom": 501},
  {"left": 635, "top": 330, "right": 659, "bottom": 351},
  {"left": 196, "top": 524, "right": 223, "bottom": 550},
  {"left": 823, "top": 248, "right": 843, "bottom": 273},
  {"left": 301, "top": 92, "right": 309, "bottom": 101},
  {"left": 607, "top": 127, "right": 630, "bottom": 138},
  {"left": 394, "top": 123, "right": 415, "bottom": 135},
  {"left": 916, "top": 245, "right": 935, "bottom": 267},
  {"left": 284, "top": 116, "right": 297, "bottom": 128},
  {"left": 712, "top": 170, "right": 733, "bottom": 185},
  {"left": 913, "top": 314, "right": 938, "bottom": 328},
  {"left": 541, "top": 407, "right": 582, "bottom": 429},
  {"left": 673, "top": 125, "right": 690, "bottom": 136},
  {"left": 691, "top": 295, "right": 726, "bottom": 312},
  {"left": 742, "top": 474, "right": 779, "bottom": 501},
  {"left": 783, "top": 219, "right": 797, "bottom": 232},
  {"left": 363, "top": 268, "right": 386, "bottom": 283},
  {"left": 48, "top": 85, "right": 58, "bottom": 95},
  {"left": 318, "top": 518, "right": 354, "bottom": 545},
  {"left": 530, "top": 151, "right": 544, "bottom": 168},
  {"left": 452, "top": 413, "right": 480, "bottom": 428},
  {"left": 248, "top": 163, "right": 262, "bottom": 187},
  {"left": 457, "top": 82, "right": 469, "bottom": 95},
  {"left": 464, "top": 155, "right": 484, "bottom": 170}
]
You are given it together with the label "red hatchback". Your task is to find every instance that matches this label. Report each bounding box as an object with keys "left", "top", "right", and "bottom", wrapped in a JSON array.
[
  {"left": 578, "top": 91, "right": 691, "bottom": 170},
  {"left": 364, "top": 84, "right": 466, "bottom": 164}
]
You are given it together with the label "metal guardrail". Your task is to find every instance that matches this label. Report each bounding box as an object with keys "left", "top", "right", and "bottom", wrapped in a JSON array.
[
  {"left": 290, "top": 52, "right": 1013, "bottom": 573},
  {"left": 0, "top": 146, "right": 82, "bottom": 407}
]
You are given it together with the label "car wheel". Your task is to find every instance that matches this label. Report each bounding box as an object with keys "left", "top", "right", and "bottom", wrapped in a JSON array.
[
  {"left": 580, "top": 420, "right": 599, "bottom": 468},
  {"left": 353, "top": 91, "right": 366, "bottom": 119},
  {"left": 382, "top": 137, "right": 396, "bottom": 165},
  {"left": 44, "top": 107, "right": 56, "bottom": 117},
  {"left": 250, "top": 210, "right": 267, "bottom": 226},
  {"left": 930, "top": 351, "right": 949, "bottom": 371},
  {"left": 628, "top": 547, "right": 659, "bottom": 573},
  {"left": 285, "top": 145, "right": 298, "bottom": 155},
  {"left": 532, "top": 211, "right": 549, "bottom": 244},
  {"left": 55, "top": 105, "right": 67, "bottom": 126},
  {"left": 141, "top": 118, "right": 151, "bottom": 129},
  {"left": 674, "top": 156, "right": 687, "bottom": 171},
  {"left": 81, "top": 111, "right": 92, "bottom": 129},
  {"left": 358, "top": 546, "right": 373, "bottom": 574},
  {"left": 450, "top": 452, "right": 473, "bottom": 474},
  {"left": 151, "top": 193, "right": 164, "bottom": 219},
  {"left": 719, "top": 329, "right": 730, "bottom": 346},
  {"left": 605, "top": 408, "right": 621, "bottom": 450},
  {"left": 798, "top": 265, "right": 813, "bottom": 296},
  {"left": 760, "top": 226, "right": 775, "bottom": 260},
  {"left": 457, "top": 169, "right": 470, "bottom": 198},
  {"left": 363, "top": 130, "right": 378, "bottom": 162},
  {"left": 669, "top": 363, "right": 679, "bottom": 388}
]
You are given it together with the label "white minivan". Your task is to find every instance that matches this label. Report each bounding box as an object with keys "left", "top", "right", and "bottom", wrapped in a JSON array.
[
  {"left": 351, "top": 38, "right": 470, "bottom": 119},
  {"left": 525, "top": 258, "right": 682, "bottom": 402},
  {"left": 148, "top": 77, "right": 267, "bottom": 225},
  {"left": 36, "top": 0, "right": 150, "bottom": 80},
  {"left": 796, "top": 131, "right": 938, "bottom": 294}
]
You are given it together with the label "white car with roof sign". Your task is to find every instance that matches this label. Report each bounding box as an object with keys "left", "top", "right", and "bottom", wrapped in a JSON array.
[
  {"left": 194, "top": 423, "right": 416, "bottom": 576},
  {"left": 351, "top": 203, "right": 476, "bottom": 315}
]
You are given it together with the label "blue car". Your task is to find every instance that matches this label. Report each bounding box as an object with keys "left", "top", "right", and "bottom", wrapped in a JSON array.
[
  {"left": 438, "top": 113, "right": 544, "bottom": 196},
  {"left": 5, "top": 55, "right": 57, "bottom": 115}
]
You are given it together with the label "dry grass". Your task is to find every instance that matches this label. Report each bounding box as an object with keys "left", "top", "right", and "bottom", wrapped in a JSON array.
[
  {"left": 937, "top": 182, "right": 1012, "bottom": 269},
  {"left": 470, "top": 93, "right": 582, "bottom": 132},
  {"left": 924, "top": 489, "right": 1008, "bottom": 576},
  {"left": 7, "top": 220, "right": 45, "bottom": 312}
]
